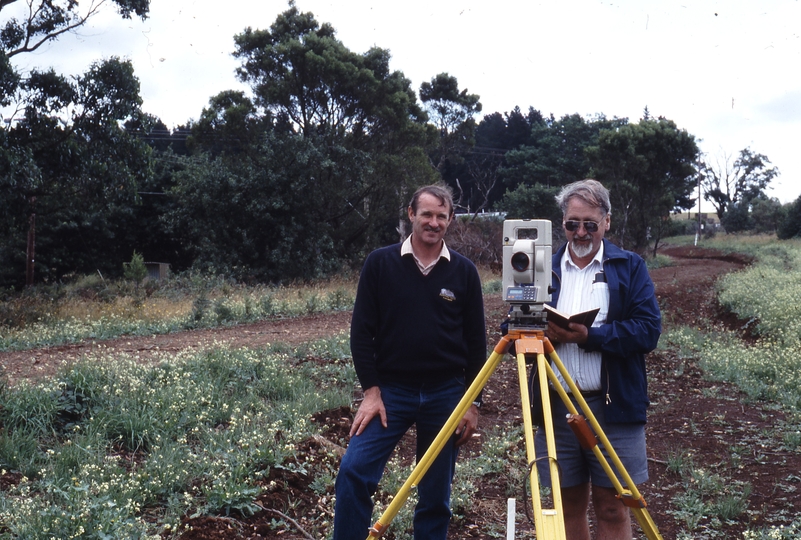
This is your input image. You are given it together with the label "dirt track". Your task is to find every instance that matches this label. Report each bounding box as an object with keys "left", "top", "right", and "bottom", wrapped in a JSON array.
[{"left": 0, "top": 311, "right": 353, "bottom": 386}]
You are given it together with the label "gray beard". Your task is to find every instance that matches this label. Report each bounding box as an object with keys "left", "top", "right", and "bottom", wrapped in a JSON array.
[{"left": 570, "top": 239, "right": 595, "bottom": 259}]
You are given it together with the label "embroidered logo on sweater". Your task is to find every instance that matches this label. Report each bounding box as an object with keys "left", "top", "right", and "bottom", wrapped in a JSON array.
[{"left": 439, "top": 288, "right": 456, "bottom": 301}]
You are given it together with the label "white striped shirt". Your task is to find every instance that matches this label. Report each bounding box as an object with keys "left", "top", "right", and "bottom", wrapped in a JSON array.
[{"left": 554, "top": 244, "right": 609, "bottom": 393}]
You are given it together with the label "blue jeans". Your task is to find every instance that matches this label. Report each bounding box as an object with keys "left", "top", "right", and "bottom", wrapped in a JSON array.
[{"left": 333, "top": 377, "right": 464, "bottom": 540}]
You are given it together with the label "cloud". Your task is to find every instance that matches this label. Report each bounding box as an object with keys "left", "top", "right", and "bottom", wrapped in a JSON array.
[{"left": 755, "top": 89, "right": 801, "bottom": 124}]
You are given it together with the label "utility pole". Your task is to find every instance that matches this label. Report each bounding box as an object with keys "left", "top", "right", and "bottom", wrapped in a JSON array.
[
  {"left": 26, "top": 196, "right": 36, "bottom": 287},
  {"left": 695, "top": 174, "right": 702, "bottom": 246}
]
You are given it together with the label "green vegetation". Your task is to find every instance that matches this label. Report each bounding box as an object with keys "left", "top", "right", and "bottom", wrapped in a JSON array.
[
  {"left": 6, "top": 1, "right": 795, "bottom": 293},
  {"left": 664, "top": 448, "right": 752, "bottom": 532},
  {"left": 669, "top": 233, "right": 793, "bottom": 259},
  {"left": 0, "top": 263, "right": 521, "bottom": 538},
  {"left": 2, "top": 0, "right": 800, "bottom": 536},
  {"left": 662, "top": 238, "right": 801, "bottom": 414},
  {"left": 659, "top": 236, "right": 801, "bottom": 538},
  {"left": 0, "top": 275, "right": 356, "bottom": 352},
  {"left": 0, "top": 338, "right": 355, "bottom": 538},
  {"left": 743, "top": 521, "right": 801, "bottom": 540},
  {"left": 122, "top": 251, "right": 148, "bottom": 285},
  {"left": 4, "top": 234, "right": 801, "bottom": 537},
  {"left": 0, "top": 332, "right": 526, "bottom": 538},
  {"left": 645, "top": 253, "right": 676, "bottom": 270}
]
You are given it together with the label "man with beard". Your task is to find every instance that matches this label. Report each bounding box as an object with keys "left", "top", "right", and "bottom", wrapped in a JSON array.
[
  {"left": 333, "top": 184, "right": 487, "bottom": 540},
  {"left": 537, "top": 179, "right": 661, "bottom": 540}
]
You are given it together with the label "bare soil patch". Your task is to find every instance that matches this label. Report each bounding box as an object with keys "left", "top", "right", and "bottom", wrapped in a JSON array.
[{"left": 3, "top": 243, "right": 800, "bottom": 539}]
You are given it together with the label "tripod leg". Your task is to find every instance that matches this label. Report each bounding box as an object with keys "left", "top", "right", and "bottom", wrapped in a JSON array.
[
  {"left": 542, "top": 346, "right": 664, "bottom": 540},
  {"left": 516, "top": 346, "right": 566, "bottom": 540},
  {"left": 365, "top": 338, "right": 512, "bottom": 539}
]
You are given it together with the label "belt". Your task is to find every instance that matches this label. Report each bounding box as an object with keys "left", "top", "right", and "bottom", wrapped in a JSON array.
[{"left": 550, "top": 388, "right": 603, "bottom": 398}]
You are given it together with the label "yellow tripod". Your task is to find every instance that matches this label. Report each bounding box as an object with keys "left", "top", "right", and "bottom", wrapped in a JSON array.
[{"left": 365, "top": 328, "right": 663, "bottom": 540}]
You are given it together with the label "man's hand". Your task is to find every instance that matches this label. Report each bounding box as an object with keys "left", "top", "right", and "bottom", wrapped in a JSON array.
[
  {"left": 455, "top": 404, "right": 479, "bottom": 447},
  {"left": 350, "top": 386, "right": 387, "bottom": 437},
  {"left": 546, "top": 321, "right": 589, "bottom": 345}
]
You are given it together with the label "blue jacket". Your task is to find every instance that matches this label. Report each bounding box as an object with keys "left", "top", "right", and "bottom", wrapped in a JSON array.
[{"left": 551, "top": 240, "right": 661, "bottom": 424}]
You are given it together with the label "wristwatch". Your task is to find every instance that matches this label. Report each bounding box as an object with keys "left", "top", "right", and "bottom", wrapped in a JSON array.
[{"left": 472, "top": 400, "right": 482, "bottom": 409}]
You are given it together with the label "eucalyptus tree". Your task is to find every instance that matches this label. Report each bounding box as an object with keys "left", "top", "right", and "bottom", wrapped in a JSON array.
[
  {"left": 587, "top": 116, "right": 700, "bottom": 254},
  {"left": 419, "top": 72, "right": 482, "bottom": 176},
  {"left": 233, "top": 4, "right": 427, "bottom": 146},
  {"left": 699, "top": 148, "right": 779, "bottom": 221},
  {"left": 165, "top": 4, "right": 436, "bottom": 281},
  {"left": 187, "top": 90, "right": 268, "bottom": 159},
  {"left": 196, "top": 3, "right": 437, "bottom": 276},
  {"left": 0, "top": 0, "right": 149, "bottom": 103}
]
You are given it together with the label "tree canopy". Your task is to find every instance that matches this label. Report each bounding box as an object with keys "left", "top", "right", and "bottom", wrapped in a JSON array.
[
  {"left": 778, "top": 194, "right": 801, "bottom": 240},
  {"left": 1, "top": 2, "right": 771, "bottom": 288},
  {"left": 0, "top": 0, "right": 152, "bottom": 286},
  {"left": 420, "top": 72, "right": 482, "bottom": 174},
  {"left": 500, "top": 113, "right": 626, "bottom": 189},
  {"left": 700, "top": 148, "right": 779, "bottom": 220},
  {"left": 0, "top": 0, "right": 149, "bottom": 103},
  {"left": 587, "top": 116, "right": 700, "bottom": 253},
  {"left": 232, "top": 4, "right": 425, "bottom": 143},
  {"left": 169, "top": 3, "right": 438, "bottom": 280},
  {"left": 0, "top": 57, "right": 151, "bottom": 286}
]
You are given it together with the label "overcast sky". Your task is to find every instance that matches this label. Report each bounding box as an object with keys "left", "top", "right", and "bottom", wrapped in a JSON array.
[{"left": 8, "top": 0, "right": 801, "bottom": 206}]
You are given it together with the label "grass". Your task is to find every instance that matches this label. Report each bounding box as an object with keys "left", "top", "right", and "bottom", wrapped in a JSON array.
[
  {"left": 0, "top": 335, "right": 530, "bottom": 539},
  {"left": 0, "top": 272, "right": 358, "bottom": 352},
  {"left": 661, "top": 239, "right": 801, "bottom": 416},
  {"left": 0, "top": 336, "right": 355, "bottom": 538},
  {"left": 657, "top": 235, "right": 801, "bottom": 538},
  {"left": 0, "top": 265, "right": 511, "bottom": 539},
  {"left": 645, "top": 252, "right": 675, "bottom": 270},
  {"left": 3, "top": 236, "right": 801, "bottom": 538},
  {"left": 666, "top": 233, "right": 801, "bottom": 258},
  {"left": 1, "top": 267, "right": 505, "bottom": 354}
]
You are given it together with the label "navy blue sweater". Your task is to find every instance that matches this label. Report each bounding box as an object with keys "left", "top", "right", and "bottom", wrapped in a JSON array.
[{"left": 350, "top": 243, "right": 487, "bottom": 392}]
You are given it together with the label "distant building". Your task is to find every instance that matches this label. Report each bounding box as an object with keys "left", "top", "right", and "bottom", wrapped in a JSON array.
[{"left": 672, "top": 212, "right": 720, "bottom": 232}]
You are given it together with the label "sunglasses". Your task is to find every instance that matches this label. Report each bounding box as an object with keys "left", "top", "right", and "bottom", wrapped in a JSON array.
[{"left": 564, "top": 220, "right": 601, "bottom": 233}]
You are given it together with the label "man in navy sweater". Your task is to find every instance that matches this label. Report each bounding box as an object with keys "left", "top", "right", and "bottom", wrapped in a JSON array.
[
  {"left": 333, "top": 184, "right": 487, "bottom": 540},
  {"left": 537, "top": 179, "right": 661, "bottom": 540}
]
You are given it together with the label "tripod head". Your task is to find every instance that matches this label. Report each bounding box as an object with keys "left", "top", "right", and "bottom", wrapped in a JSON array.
[{"left": 502, "top": 219, "right": 553, "bottom": 330}]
